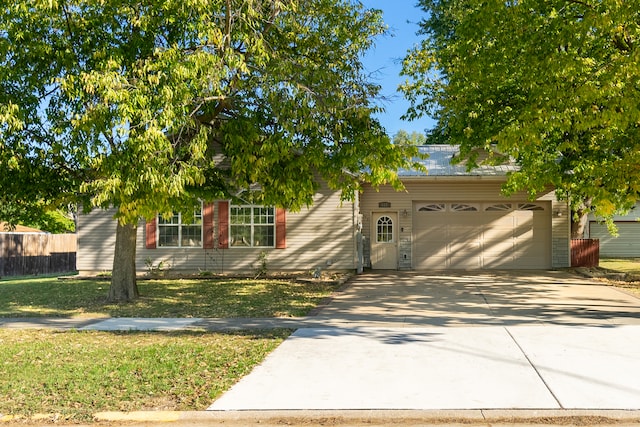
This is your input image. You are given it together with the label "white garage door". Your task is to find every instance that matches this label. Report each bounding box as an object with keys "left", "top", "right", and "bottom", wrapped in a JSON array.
[
  {"left": 413, "top": 202, "right": 551, "bottom": 269},
  {"left": 590, "top": 222, "right": 640, "bottom": 257}
]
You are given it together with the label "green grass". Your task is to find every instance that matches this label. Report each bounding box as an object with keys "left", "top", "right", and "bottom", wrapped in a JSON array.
[
  {"left": 599, "top": 258, "right": 640, "bottom": 275},
  {"left": 0, "top": 329, "right": 290, "bottom": 423},
  {"left": 0, "top": 276, "right": 340, "bottom": 318},
  {"left": 0, "top": 276, "right": 337, "bottom": 422},
  {"left": 596, "top": 258, "right": 640, "bottom": 296}
]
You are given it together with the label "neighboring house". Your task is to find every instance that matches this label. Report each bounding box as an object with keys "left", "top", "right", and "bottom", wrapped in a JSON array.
[
  {"left": 76, "top": 145, "right": 571, "bottom": 274},
  {"left": 586, "top": 203, "right": 640, "bottom": 257}
]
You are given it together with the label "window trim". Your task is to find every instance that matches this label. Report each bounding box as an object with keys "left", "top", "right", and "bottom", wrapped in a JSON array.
[
  {"left": 156, "top": 205, "right": 204, "bottom": 249},
  {"left": 229, "top": 204, "right": 276, "bottom": 248}
]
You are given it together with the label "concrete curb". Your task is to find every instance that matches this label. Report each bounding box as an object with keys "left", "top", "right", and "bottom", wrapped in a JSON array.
[
  {"left": 4, "top": 409, "right": 640, "bottom": 426},
  {"left": 90, "top": 409, "right": 640, "bottom": 425}
]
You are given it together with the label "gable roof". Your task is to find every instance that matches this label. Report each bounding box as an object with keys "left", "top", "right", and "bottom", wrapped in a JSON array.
[{"left": 398, "top": 145, "right": 518, "bottom": 177}]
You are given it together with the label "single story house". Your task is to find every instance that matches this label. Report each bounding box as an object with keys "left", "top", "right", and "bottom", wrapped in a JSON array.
[
  {"left": 77, "top": 145, "right": 571, "bottom": 274},
  {"left": 586, "top": 203, "right": 640, "bottom": 257}
]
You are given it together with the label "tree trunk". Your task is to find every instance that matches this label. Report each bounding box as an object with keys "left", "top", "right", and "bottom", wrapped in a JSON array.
[
  {"left": 571, "top": 197, "right": 593, "bottom": 239},
  {"left": 108, "top": 221, "right": 139, "bottom": 302},
  {"left": 571, "top": 212, "right": 589, "bottom": 239}
]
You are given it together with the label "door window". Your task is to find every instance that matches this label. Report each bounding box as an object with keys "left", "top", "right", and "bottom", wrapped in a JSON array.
[{"left": 376, "top": 216, "right": 394, "bottom": 243}]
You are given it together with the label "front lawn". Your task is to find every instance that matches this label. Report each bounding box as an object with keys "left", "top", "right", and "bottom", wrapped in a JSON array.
[
  {"left": 0, "top": 329, "right": 290, "bottom": 423},
  {"left": 599, "top": 258, "right": 640, "bottom": 276},
  {"left": 0, "top": 276, "right": 341, "bottom": 318},
  {"left": 596, "top": 258, "right": 640, "bottom": 296},
  {"left": 0, "top": 275, "right": 339, "bottom": 423}
]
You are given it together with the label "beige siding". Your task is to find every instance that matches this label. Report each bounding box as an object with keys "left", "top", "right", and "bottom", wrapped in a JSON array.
[
  {"left": 211, "top": 187, "right": 355, "bottom": 273},
  {"left": 586, "top": 202, "right": 640, "bottom": 258},
  {"left": 361, "top": 180, "right": 569, "bottom": 270},
  {"left": 77, "top": 185, "right": 356, "bottom": 274},
  {"left": 590, "top": 222, "right": 640, "bottom": 257}
]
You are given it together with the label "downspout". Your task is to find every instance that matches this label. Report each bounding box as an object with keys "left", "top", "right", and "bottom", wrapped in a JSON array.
[{"left": 354, "top": 191, "right": 363, "bottom": 274}]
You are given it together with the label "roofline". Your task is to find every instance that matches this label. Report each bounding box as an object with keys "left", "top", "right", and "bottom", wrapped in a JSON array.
[{"left": 398, "top": 175, "right": 509, "bottom": 182}]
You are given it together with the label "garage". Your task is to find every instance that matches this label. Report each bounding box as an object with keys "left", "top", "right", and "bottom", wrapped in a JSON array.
[
  {"left": 589, "top": 222, "right": 640, "bottom": 257},
  {"left": 413, "top": 201, "right": 552, "bottom": 269}
]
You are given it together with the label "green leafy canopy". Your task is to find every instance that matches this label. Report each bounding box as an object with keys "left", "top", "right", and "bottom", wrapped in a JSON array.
[
  {"left": 402, "top": 0, "right": 640, "bottom": 226},
  {"left": 0, "top": 0, "right": 423, "bottom": 226}
]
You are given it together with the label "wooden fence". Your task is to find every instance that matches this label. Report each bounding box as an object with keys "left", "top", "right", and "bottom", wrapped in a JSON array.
[
  {"left": 571, "top": 239, "right": 600, "bottom": 268},
  {"left": 0, "top": 233, "right": 76, "bottom": 277}
]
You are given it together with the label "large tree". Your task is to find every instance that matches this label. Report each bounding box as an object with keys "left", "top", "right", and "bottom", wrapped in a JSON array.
[
  {"left": 402, "top": 0, "right": 640, "bottom": 237},
  {"left": 0, "top": 0, "right": 422, "bottom": 301},
  {"left": 392, "top": 130, "right": 427, "bottom": 146}
]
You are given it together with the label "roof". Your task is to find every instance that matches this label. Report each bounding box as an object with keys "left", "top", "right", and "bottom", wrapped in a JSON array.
[{"left": 398, "top": 145, "right": 519, "bottom": 177}]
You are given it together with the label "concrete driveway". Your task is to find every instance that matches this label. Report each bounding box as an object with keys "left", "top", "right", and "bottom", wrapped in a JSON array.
[{"left": 209, "top": 271, "right": 640, "bottom": 411}]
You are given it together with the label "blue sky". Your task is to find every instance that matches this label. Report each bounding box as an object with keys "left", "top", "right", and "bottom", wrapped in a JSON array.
[{"left": 360, "top": 0, "right": 436, "bottom": 137}]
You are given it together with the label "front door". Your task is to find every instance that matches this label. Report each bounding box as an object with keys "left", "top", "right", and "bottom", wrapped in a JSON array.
[{"left": 371, "top": 212, "right": 398, "bottom": 269}]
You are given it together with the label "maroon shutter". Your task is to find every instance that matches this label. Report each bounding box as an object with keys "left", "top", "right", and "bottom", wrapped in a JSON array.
[
  {"left": 145, "top": 218, "right": 157, "bottom": 249},
  {"left": 203, "top": 203, "right": 214, "bottom": 249},
  {"left": 275, "top": 208, "right": 286, "bottom": 249},
  {"left": 218, "top": 201, "right": 229, "bottom": 249}
]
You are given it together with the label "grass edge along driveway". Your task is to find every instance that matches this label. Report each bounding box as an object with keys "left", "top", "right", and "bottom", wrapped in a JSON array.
[{"left": 0, "top": 275, "right": 340, "bottom": 422}]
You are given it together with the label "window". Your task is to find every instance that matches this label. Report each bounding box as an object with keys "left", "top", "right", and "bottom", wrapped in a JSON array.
[
  {"left": 376, "top": 216, "right": 394, "bottom": 243},
  {"left": 518, "top": 203, "right": 545, "bottom": 211},
  {"left": 230, "top": 205, "right": 275, "bottom": 247},
  {"left": 417, "top": 203, "right": 446, "bottom": 212},
  {"left": 485, "top": 203, "right": 512, "bottom": 211},
  {"left": 157, "top": 208, "right": 203, "bottom": 248},
  {"left": 451, "top": 203, "right": 479, "bottom": 212}
]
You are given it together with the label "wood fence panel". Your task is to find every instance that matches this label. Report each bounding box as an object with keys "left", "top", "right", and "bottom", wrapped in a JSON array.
[
  {"left": 571, "top": 239, "right": 600, "bottom": 267},
  {"left": 0, "top": 233, "right": 76, "bottom": 277}
]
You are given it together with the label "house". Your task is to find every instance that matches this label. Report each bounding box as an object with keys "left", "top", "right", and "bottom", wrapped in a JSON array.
[
  {"left": 76, "top": 145, "right": 571, "bottom": 274},
  {"left": 586, "top": 203, "right": 640, "bottom": 257}
]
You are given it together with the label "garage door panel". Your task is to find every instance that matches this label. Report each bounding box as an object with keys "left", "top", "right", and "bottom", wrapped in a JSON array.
[
  {"left": 418, "top": 246, "right": 449, "bottom": 256},
  {"left": 449, "top": 256, "right": 482, "bottom": 269},
  {"left": 415, "top": 255, "right": 448, "bottom": 269},
  {"left": 413, "top": 201, "right": 551, "bottom": 270},
  {"left": 483, "top": 240, "right": 515, "bottom": 254},
  {"left": 484, "top": 256, "right": 517, "bottom": 268},
  {"left": 484, "top": 227, "right": 514, "bottom": 242},
  {"left": 449, "top": 229, "right": 481, "bottom": 241},
  {"left": 485, "top": 215, "right": 515, "bottom": 227},
  {"left": 449, "top": 242, "right": 481, "bottom": 253}
]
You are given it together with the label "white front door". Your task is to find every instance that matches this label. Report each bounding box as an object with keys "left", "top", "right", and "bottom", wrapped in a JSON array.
[{"left": 371, "top": 212, "right": 398, "bottom": 269}]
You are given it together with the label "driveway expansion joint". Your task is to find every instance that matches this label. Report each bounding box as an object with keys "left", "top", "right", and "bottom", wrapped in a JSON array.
[{"left": 504, "top": 326, "right": 564, "bottom": 409}]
